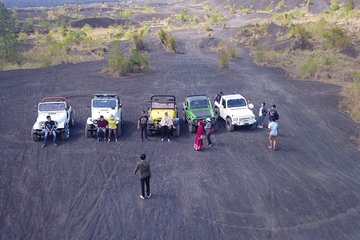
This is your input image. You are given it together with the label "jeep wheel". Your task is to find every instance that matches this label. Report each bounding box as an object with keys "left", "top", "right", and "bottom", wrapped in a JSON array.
[
  {"left": 61, "top": 125, "right": 70, "bottom": 140},
  {"left": 214, "top": 107, "right": 220, "bottom": 120},
  {"left": 251, "top": 122, "right": 257, "bottom": 130},
  {"left": 182, "top": 112, "right": 187, "bottom": 122},
  {"left": 226, "top": 118, "right": 234, "bottom": 132},
  {"left": 85, "top": 124, "right": 92, "bottom": 138},
  {"left": 188, "top": 121, "right": 196, "bottom": 133},
  {"left": 69, "top": 112, "right": 75, "bottom": 127},
  {"left": 31, "top": 129, "right": 41, "bottom": 141},
  {"left": 174, "top": 124, "right": 181, "bottom": 137},
  {"left": 117, "top": 123, "right": 122, "bottom": 136}
]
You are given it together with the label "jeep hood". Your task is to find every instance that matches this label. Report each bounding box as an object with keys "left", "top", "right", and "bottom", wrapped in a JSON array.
[
  {"left": 191, "top": 109, "right": 212, "bottom": 119},
  {"left": 228, "top": 107, "right": 255, "bottom": 118},
  {"left": 37, "top": 112, "right": 67, "bottom": 123},
  {"left": 150, "top": 109, "right": 175, "bottom": 121},
  {"left": 92, "top": 108, "right": 120, "bottom": 120}
]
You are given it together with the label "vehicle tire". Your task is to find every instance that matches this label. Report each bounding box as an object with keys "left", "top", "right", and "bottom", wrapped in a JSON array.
[
  {"left": 214, "top": 107, "right": 220, "bottom": 120},
  {"left": 251, "top": 122, "right": 257, "bottom": 129},
  {"left": 117, "top": 123, "right": 122, "bottom": 136},
  {"left": 182, "top": 112, "right": 187, "bottom": 122},
  {"left": 226, "top": 118, "right": 234, "bottom": 132},
  {"left": 69, "top": 112, "right": 75, "bottom": 127},
  {"left": 188, "top": 121, "right": 196, "bottom": 133},
  {"left": 85, "top": 124, "right": 92, "bottom": 138},
  {"left": 174, "top": 124, "right": 180, "bottom": 137},
  {"left": 31, "top": 129, "right": 41, "bottom": 141},
  {"left": 61, "top": 125, "right": 70, "bottom": 140}
]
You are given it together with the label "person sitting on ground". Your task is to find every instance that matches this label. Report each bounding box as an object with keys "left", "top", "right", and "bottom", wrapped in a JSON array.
[
  {"left": 42, "top": 115, "right": 57, "bottom": 147},
  {"left": 96, "top": 115, "right": 108, "bottom": 142},
  {"left": 160, "top": 112, "right": 175, "bottom": 142},
  {"left": 107, "top": 114, "right": 118, "bottom": 142}
]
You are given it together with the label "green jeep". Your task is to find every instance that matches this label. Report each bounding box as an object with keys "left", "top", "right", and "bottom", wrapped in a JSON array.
[{"left": 182, "top": 95, "right": 217, "bottom": 133}]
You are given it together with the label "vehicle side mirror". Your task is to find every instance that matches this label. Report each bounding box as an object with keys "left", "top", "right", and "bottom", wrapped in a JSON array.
[{"left": 248, "top": 103, "right": 254, "bottom": 110}]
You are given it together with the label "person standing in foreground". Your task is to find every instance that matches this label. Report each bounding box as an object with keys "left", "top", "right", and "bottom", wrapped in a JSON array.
[
  {"left": 137, "top": 110, "right": 149, "bottom": 141},
  {"left": 107, "top": 115, "right": 118, "bottom": 142},
  {"left": 160, "top": 112, "right": 175, "bottom": 142},
  {"left": 42, "top": 115, "right": 57, "bottom": 147},
  {"left": 194, "top": 120, "right": 205, "bottom": 150},
  {"left": 268, "top": 118, "right": 279, "bottom": 150},
  {"left": 133, "top": 154, "right": 151, "bottom": 199},
  {"left": 204, "top": 118, "right": 213, "bottom": 147},
  {"left": 257, "top": 102, "right": 267, "bottom": 129}
]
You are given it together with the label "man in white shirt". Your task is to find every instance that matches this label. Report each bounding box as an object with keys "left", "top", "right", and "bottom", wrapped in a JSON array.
[{"left": 160, "top": 112, "right": 175, "bottom": 142}]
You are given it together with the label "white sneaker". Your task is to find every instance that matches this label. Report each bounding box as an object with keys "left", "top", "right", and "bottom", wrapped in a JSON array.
[
  {"left": 168, "top": 138, "right": 171, "bottom": 142},
  {"left": 257, "top": 125, "right": 263, "bottom": 129},
  {"left": 161, "top": 138, "right": 164, "bottom": 142},
  {"left": 147, "top": 193, "right": 152, "bottom": 199},
  {"left": 140, "top": 195, "right": 145, "bottom": 200}
]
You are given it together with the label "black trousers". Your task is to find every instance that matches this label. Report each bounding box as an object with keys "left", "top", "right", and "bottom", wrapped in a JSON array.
[
  {"left": 140, "top": 176, "right": 151, "bottom": 197},
  {"left": 161, "top": 126, "right": 171, "bottom": 139},
  {"left": 140, "top": 126, "right": 147, "bottom": 140}
]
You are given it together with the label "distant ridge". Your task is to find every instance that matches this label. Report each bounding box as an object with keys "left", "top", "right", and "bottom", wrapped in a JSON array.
[{"left": 2, "top": 0, "right": 118, "bottom": 8}]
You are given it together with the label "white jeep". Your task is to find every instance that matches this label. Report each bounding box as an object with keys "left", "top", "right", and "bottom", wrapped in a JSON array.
[
  {"left": 85, "top": 93, "right": 122, "bottom": 138},
  {"left": 214, "top": 92, "right": 256, "bottom": 132},
  {"left": 31, "top": 97, "right": 75, "bottom": 141}
]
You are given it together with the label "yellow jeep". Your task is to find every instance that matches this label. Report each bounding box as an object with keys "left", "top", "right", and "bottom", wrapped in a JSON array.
[{"left": 147, "top": 95, "right": 180, "bottom": 136}]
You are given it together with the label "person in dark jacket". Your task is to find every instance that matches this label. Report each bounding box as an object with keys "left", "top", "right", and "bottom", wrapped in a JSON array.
[{"left": 133, "top": 154, "right": 151, "bottom": 199}]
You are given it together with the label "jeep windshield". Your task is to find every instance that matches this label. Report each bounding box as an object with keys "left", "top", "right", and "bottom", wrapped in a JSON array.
[
  {"left": 227, "top": 99, "right": 246, "bottom": 108},
  {"left": 151, "top": 102, "right": 175, "bottom": 109},
  {"left": 39, "top": 103, "right": 66, "bottom": 111},
  {"left": 190, "top": 99, "right": 209, "bottom": 109},
  {"left": 93, "top": 100, "right": 117, "bottom": 109}
]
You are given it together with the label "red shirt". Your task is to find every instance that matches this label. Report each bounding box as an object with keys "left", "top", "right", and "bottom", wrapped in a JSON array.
[{"left": 97, "top": 119, "right": 108, "bottom": 128}]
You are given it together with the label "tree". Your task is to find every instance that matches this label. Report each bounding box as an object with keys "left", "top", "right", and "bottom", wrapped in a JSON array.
[{"left": 0, "top": 3, "right": 18, "bottom": 59}]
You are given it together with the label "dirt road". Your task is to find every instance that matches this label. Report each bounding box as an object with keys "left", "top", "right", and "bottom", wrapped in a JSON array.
[{"left": 1, "top": 25, "right": 360, "bottom": 240}]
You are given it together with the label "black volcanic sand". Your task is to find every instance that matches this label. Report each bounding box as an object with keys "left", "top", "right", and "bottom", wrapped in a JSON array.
[{"left": 1, "top": 26, "right": 360, "bottom": 240}]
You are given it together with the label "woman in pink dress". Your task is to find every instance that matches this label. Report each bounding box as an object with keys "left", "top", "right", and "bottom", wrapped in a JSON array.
[{"left": 194, "top": 120, "right": 204, "bottom": 151}]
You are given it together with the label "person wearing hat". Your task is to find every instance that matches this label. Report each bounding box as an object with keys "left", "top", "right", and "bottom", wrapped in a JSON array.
[
  {"left": 107, "top": 114, "right": 118, "bottom": 142},
  {"left": 204, "top": 118, "right": 213, "bottom": 147},
  {"left": 133, "top": 154, "right": 151, "bottom": 199}
]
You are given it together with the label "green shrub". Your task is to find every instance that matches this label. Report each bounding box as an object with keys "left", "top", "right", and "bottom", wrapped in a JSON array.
[
  {"left": 226, "top": 45, "right": 236, "bottom": 58},
  {"left": 104, "top": 42, "right": 149, "bottom": 77},
  {"left": 108, "top": 42, "right": 130, "bottom": 75},
  {"left": 344, "top": 0, "right": 354, "bottom": 12},
  {"left": 330, "top": 0, "right": 340, "bottom": 11},
  {"left": 299, "top": 58, "right": 318, "bottom": 78},
  {"left": 276, "top": 0, "right": 285, "bottom": 10},
  {"left": 341, "top": 78, "right": 360, "bottom": 122},
  {"left": 175, "top": 9, "right": 190, "bottom": 22},
  {"left": 322, "top": 27, "right": 348, "bottom": 48},
  {"left": 289, "top": 24, "right": 312, "bottom": 39},
  {"left": 254, "top": 45, "right": 266, "bottom": 63},
  {"left": 218, "top": 50, "right": 229, "bottom": 69},
  {"left": 158, "top": 29, "right": 176, "bottom": 52}
]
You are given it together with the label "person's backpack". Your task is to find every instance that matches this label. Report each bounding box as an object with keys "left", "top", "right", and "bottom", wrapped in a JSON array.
[
  {"left": 140, "top": 116, "right": 148, "bottom": 125},
  {"left": 274, "top": 111, "right": 279, "bottom": 121}
]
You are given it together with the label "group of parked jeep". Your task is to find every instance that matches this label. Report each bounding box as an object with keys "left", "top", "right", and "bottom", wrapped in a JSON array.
[{"left": 31, "top": 92, "right": 256, "bottom": 142}]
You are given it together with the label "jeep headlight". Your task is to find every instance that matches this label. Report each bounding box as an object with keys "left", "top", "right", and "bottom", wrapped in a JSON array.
[
  {"left": 93, "top": 119, "right": 98, "bottom": 124},
  {"left": 233, "top": 117, "right": 239, "bottom": 122}
]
